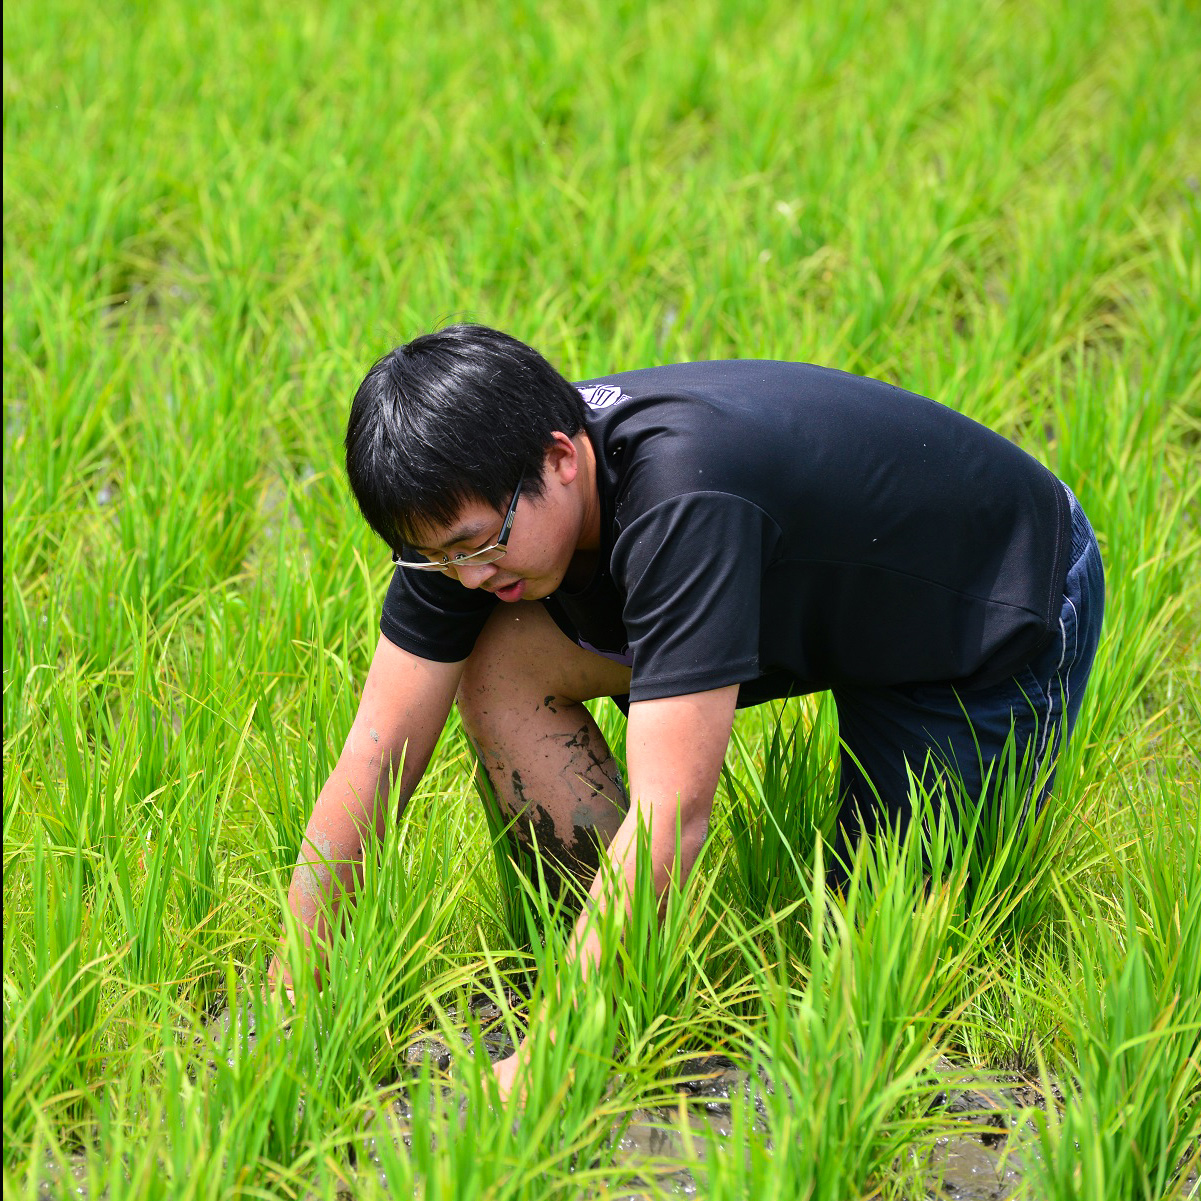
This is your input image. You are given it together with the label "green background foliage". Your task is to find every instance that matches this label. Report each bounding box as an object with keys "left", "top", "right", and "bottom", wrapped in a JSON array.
[{"left": 4, "top": 0, "right": 1199, "bottom": 1196}]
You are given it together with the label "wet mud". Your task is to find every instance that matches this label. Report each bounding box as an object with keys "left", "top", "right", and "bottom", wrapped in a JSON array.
[
  {"left": 499, "top": 775, "right": 619, "bottom": 898},
  {"left": 920, "top": 1059, "right": 1042, "bottom": 1199},
  {"left": 33, "top": 996, "right": 1164, "bottom": 1201},
  {"left": 347, "top": 1009, "right": 1048, "bottom": 1201}
]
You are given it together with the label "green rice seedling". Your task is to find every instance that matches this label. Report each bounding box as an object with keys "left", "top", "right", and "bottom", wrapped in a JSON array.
[
  {"left": 1, "top": 742, "right": 27, "bottom": 859},
  {"left": 393, "top": 882, "right": 637, "bottom": 1199},
  {"left": 269, "top": 779, "right": 473, "bottom": 1131},
  {"left": 38, "top": 687, "right": 125, "bottom": 894},
  {"left": 357, "top": 1045, "right": 641, "bottom": 1201},
  {"left": 1024, "top": 922, "right": 1201, "bottom": 1200},
  {"left": 612, "top": 817, "right": 738, "bottom": 1063},
  {"left": 379, "top": 1015, "right": 636, "bottom": 1200},
  {"left": 114, "top": 641, "right": 178, "bottom": 833},
  {"left": 1, "top": 562, "right": 70, "bottom": 748},
  {"left": 918, "top": 721, "right": 1098, "bottom": 950},
  {"left": 159, "top": 965, "right": 364, "bottom": 1197},
  {"left": 110, "top": 426, "right": 259, "bottom": 621},
  {"left": 172, "top": 972, "right": 322, "bottom": 1195},
  {"left": 173, "top": 776, "right": 231, "bottom": 1008},
  {"left": 3, "top": 827, "right": 111, "bottom": 1147},
  {"left": 1024, "top": 777, "right": 1201, "bottom": 1201},
  {"left": 105, "top": 802, "right": 181, "bottom": 989},
  {"left": 246, "top": 692, "right": 313, "bottom": 883},
  {"left": 1119, "top": 732, "right": 1201, "bottom": 1001},
  {"left": 147, "top": 624, "right": 262, "bottom": 1006},
  {"left": 176, "top": 803, "right": 235, "bottom": 1017},
  {"left": 247, "top": 620, "right": 361, "bottom": 880},
  {"left": 52, "top": 550, "right": 140, "bottom": 694},
  {"left": 679, "top": 1073, "right": 771, "bottom": 1201},
  {"left": 696, "top": 834, "right": 958, "bottom": 1200},
  {"left": 719, "top": 695, "right": 840, "bottom": 916},
  {"left": 838, "top": 814, "right": 975, "bottom": 1090},
  {"left": 3, "top": 281, "right": 132, "bottom": 516},
  {"left": 959, "top": 940, "right": 1063, "bottom": 1078},
  {"left": 351, "top": 1057, "right": 447, "bottom": 1199},
  {"left": 1047, "top": 359, "right": 1200, "bottom": 778},
  {"left": 31, "top": 1017, "right": 191, "bottom": 1201},
  {"left": 4, "top": 0, "right": 1199, "bottom": 1192},
  {"left": 1128, "top": 212, "right": 1201, "bottom": 411}
]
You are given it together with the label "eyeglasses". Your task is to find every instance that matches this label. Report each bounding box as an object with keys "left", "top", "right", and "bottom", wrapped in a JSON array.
[{"left": 391, "top": 473, "right": 525, "bottom": 571}]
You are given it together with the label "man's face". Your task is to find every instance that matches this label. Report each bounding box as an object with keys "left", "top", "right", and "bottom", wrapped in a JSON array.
[{"left": 407, "top": 457, "right": 587, "bottom": 604}]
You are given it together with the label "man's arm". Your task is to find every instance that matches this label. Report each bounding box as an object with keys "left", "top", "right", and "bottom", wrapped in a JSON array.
[
  {"left": 571, "top": 683, "right": 740, "bottom": 970},
  {"left": 272, "top": 633, "right": 464, "bottom": 991},
  {"left": 492, "top": 683, "right": 738, "bottom": 1096}
]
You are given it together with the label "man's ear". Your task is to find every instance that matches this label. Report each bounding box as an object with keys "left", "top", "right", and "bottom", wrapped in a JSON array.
[{"left": 544, "top": 430, "right": 580, "bottom": 485}]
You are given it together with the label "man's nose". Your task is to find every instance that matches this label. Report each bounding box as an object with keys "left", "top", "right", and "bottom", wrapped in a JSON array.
[{"left": 452, "top": 561, "right": 499, "bottom": 589}]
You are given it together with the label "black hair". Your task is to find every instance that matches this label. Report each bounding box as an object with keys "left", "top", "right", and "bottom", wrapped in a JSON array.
[{"left": 344, "top": 324, "right": 586, "bottom": 549}]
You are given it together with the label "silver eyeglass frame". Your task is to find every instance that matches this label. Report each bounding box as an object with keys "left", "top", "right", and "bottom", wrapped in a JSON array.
[{"left": 391, "top": 472, "right": 525, "bottom": 571}]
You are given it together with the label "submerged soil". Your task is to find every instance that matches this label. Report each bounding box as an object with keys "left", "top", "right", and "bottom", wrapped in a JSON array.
[
  {"left": 352, "top": 1001, "right": 1044, "bottom": 1200},
  {"left": 34, "top": 996, "right": 1054, "bottom": 1200}
]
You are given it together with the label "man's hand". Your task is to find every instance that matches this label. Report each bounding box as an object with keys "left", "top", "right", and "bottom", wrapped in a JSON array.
[
  {"left": 492, "top": 1045, "right": 524, "bottom": 1102},
  {"left": 265, "top": 947, "right": 297, "bottom": 1005}
]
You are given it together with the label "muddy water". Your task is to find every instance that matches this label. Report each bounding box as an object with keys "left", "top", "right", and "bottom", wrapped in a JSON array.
[
  {"left": 353, "top": 1002, "right": 1040, "bottom": 1200},
  {"left": 36, "top": 996, "right": 1047, "bottom": 1200}
]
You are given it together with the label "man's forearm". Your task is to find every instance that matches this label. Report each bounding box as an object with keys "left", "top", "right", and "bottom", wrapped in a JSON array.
[
  {"left": 270, "top": 639, "right": 464, "bottom": 997},
  {"left": 564, "top": 688, "right": 737, "bottom": 972},
  {"left": 286, "top": 768, "right": 386, "bottom": 946},
  {"left": 489, "top": 686, "right": 736, "bottom": 1097},
  {"left": 284, "top": 722, "right": 422, "bottom": 947},
  {"left": 569, "top": 793, "right": 710, "bottom": 976}
]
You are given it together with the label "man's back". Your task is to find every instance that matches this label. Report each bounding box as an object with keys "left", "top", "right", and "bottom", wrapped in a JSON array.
[{"left": 547, "top": 360, "right": 1072, "bottom": 697}]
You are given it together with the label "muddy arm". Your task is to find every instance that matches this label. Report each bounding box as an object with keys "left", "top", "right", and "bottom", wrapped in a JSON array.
[
  {"left": 274, "top": 634, "right": 464, "bottom": 991},
  {"left": 574, "top": 682, "right": 740, "bottom": 959}
]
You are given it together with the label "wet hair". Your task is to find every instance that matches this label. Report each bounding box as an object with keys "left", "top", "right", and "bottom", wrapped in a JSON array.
[{"left": 345, "top": 324, "right": 586, "bottom": 549}]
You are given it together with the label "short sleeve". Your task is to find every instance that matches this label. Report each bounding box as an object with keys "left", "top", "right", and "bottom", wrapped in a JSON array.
[
  {"left": 611, "top": 493, "right": 780, "bottom": 702},
  {"left": 380, "top": 565, "right": 497, "bottom": 662}
]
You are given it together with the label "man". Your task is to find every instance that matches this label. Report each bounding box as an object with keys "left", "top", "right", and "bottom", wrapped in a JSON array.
[{"left": 270, "top": 323, "right": 1104, "bottom": 1097}]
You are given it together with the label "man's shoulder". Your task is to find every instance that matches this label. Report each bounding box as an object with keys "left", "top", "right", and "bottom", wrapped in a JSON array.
[
  {"left": 574, "top": 360, "right": 913, "bottom": 432},
  {"left": 577, "top": 363, "right": 817, "bottom": 531}
]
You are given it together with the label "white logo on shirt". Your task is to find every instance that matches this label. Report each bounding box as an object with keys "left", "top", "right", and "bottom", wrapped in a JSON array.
[{"left": 578, "top": 385, "right": 625, "bottom": 409}]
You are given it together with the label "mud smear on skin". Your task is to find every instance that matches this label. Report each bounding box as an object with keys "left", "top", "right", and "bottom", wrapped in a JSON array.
[
  {"left": 504, "top": 779, "right": 594, "bottom": 899},
  {"left": 470, "top": 708, "right": 629, "bottom": 887},
  {"left": 562, "top": 718, "right": 629, "bottom": 812},
  {"left": 499, "top": 748, "right": 626, "bottom": 898},
  {"left": 562, "top": 724, "right": 612, "bottom": 776},
  {"left": 293, "top": 833, "right": 336, "bottom": 901}
]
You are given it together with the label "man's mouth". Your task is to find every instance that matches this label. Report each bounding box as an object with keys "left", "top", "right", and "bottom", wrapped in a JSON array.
[{"left": 493, "top": 579, "right": 526, "bottom": 602}]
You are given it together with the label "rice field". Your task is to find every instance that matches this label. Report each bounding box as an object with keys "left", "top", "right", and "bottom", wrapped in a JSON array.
[{"left": 3, "top": 0, "right": 1200, "bottom": 1197}]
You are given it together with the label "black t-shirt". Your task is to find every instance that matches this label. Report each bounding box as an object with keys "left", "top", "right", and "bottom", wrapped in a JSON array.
[{"left": 380, "top": 361, "right": 1071, "bottom": 703}]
